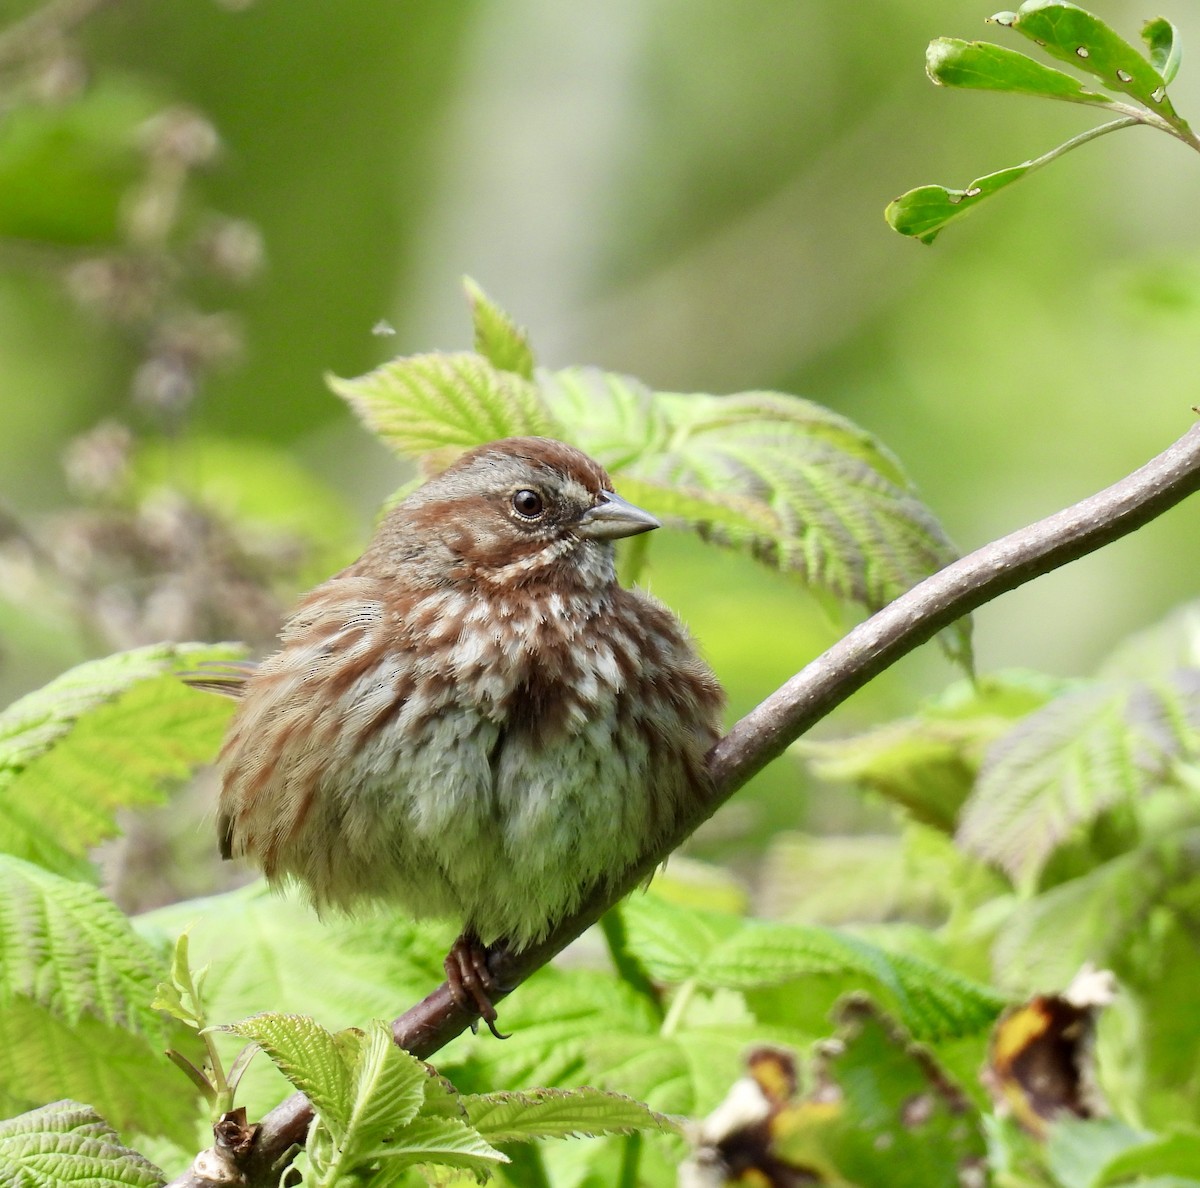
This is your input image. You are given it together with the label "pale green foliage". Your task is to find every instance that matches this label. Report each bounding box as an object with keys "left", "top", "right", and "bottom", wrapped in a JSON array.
[
  {"left": 0, "top": 855, "right": 200, "bottom": 1143},
  {"left": 463, "top": 277, "right": 535, "bottom": 381},
  {"left": 958, "top": 673, "right": 1200, "bottom": 887},
  {"left": 617, "top": 895, "right": 1004, "bottom": 1042},
  {"left": 327, "top": 352, "right": 560, "bottom": 468},
  {"left": 329, "top": 284, "right": 971, "bottom": 665},
  {"left": 0, "top": 1100, "right": 165, "bottom": 1188},
  {"left": 227, "top": 1014, "right": 558, "bottom": 1186},
  {"left": 0, "top": 642, "right": 241, "bottom": 879},
  {"left": 462, "top": 1088, "right": 669, "bottom": 1144}
]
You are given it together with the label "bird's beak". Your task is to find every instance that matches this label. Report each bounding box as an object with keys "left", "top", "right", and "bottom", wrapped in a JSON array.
[{"left": 576, "top": 491, "right": 661, "bottom": 541}]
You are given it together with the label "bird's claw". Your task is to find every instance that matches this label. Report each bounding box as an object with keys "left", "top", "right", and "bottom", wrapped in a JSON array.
[{"left": 445, "top": 933, "right": 510, "bottom": 1040}]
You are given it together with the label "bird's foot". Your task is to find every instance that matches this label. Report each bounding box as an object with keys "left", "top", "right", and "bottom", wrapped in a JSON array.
[{"left": 444, "top": 932, "right": 510, "bottom": 1040}]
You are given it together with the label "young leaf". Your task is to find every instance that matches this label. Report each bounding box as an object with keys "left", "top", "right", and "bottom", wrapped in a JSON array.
[
  {"left": 957, "top": 674, "right": 1200, "bottom": 886},
  {"left": 0, "top": 642, "right": 242, "bottom": 879},
  {"left": 463, "top": 1087, "right": 670, "bottom": 1144},
  {"left": 0, "top": 855, "right": 201, "bottom": 1143},
  {"left": 926, "top": 37, "right": 1115, "bottom": 104},
  {"left": 1142, "top": 17, "right": 1181, "bottom": 86},
  {"left": 0, "top": 1100, "right": 165, "bottom": 1188},
  {"left": 327, "top": 352, "right": 561, "bottom": 467},
  {"left": 463, "top": 276, "right": 535, "bottom": 380},
  {"left": 999, "top": 0, "right": 1179, "bottom": 119},
  {"left": 224, "top": 1013, "right": 356, "bottom": 1139}
]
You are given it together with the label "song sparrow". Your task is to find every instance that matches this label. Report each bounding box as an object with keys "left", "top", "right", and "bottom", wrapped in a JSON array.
[{"left": 207, "top": 436, "right": 724, "bottom": 1031}]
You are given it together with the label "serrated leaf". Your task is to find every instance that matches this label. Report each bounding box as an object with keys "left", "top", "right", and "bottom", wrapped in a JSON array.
[
  {"left": 463, "top": 277, "right": 535, "bottom": 380},
  {"left": 926, "top": 37, "right": 1115, "bottom": 103},
  {"left": 328, "top": 352, "right": 560, "bottom": 468},
  {"left": 0, "top": 1100, "right": 165, "bottom": 1188},
  {"left": 1003, "top": 0, "right": 1179, "bottom": 119},
  {"left": 536, "top": 367, "right": 673, "bottom": 471},
  {"left": 957, "top": 674, "right": 1200, "bottom": 886},
  {"left": 1142, "top": 18, "right": 1181, "bottom": 86},
  {"left": 619, "top": 895, "right": 1004, "bottom": 1041},
  {"left": 0, "top": 855, "right": 199, "bottom": 1143},
  {"left": 463, "top": 1087, "right": 669, "bottom": 1143},
  {"left": 340, "top": 1020, "right": 429, "bottom": 1155},
  {"left": 542, "top": 377, "right": 968, "bottom": 665},
  {"left": 361, "top": 1114, "right": 507, "bottom": 1184},
  {"left": 0, "top": 643, "right": 242, "bottom": 879},
  {"left": 224, "top": 1013, "right": 356, "bottom": 1138}
]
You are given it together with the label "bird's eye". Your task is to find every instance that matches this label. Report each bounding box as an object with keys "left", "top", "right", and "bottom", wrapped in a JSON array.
[{"left": 511, "top": 489, "right": 544, "bottom": 519}]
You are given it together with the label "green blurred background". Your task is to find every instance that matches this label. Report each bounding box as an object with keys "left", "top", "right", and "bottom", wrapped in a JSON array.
[{"left": 2, "top": 0, "right": 1199, "bottom": 811}]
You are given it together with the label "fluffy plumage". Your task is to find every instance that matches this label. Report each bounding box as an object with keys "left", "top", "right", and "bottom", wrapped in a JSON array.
[{"left": 215, "top": 436, "right": 724, "bottom": 951}]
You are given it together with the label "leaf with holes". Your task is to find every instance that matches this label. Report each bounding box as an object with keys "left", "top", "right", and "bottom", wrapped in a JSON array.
[
  {"left": 328, "top": 353, "right": 560, "bottom": 470},
  {"left": 957, "top": 673, "right": 1200, "bottom": 887},
  {"left": 0, "top": 643, "right": 241, "bottom": 879},
  {"left": 0, "top": 1100, "right": 165, "bottom": 1188},
  {"left": 926, "top": 36, "right": 1114, "bottom": 104},
  {"left": 997, "top": 0, "right": 1179, "bottom": 119},
  {"left": 0, "top": 855, "right": 201, "bottom": 1143}
]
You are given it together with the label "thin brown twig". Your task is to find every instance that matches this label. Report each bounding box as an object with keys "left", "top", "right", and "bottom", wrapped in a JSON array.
[{"left": 167, "top": 420, "right": 1200, "bottom": 1188}]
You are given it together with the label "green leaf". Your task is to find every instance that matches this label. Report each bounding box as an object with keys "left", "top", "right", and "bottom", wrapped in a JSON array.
[
  {"left": 463, "top": 1087, "right": 669, "bottom": 1144},
  {"left": 957, "top": 675, "right": 1200, "bottom": 886},
  {"left": 888, "top": 164, "right": 1037, "bottom": 246},
  {"left": 1142, "top": 18, "right": 1182, "bottom": 86},
  {"left": 464, "top": 277, "right": 535, "bottom": 380},
  {"left": 926, "top": 37, "right": 1115, "bottom": 103},
  {"left": 543, "top": 376, "right": 969, "bottom": 665},
  {"left": 224, "top": 1013, "right": 356, "bottom": 1139},
  {"left": 1000, "top": 0, "right": 1178, "bottom": 118},
  {"left": 358, "top": 1114, "right": 507, "bottom": 1182},
  {"left": 0, "top": 855, "right": 200, "bottom": 1143},
  {"left": 619, "top": 895, "right": 1004, "bottom": 1041},
  {"left": 328, "top": 352, "right": 561, "bottom": 466},
  {"left": 0, "top": 1100, "right": 165, "bottom": 1188},
  {"left": 0, "top": 643, "right": 242, "bottom": 879},
  {"left": 798, "top": 670, "right": 1065, "bottom": 831},
  {"left": 340, "top": 1020, "right": 429, "bottom": 1154}
]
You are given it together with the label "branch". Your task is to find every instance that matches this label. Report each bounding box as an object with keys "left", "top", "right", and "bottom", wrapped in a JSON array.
[{"left": 167, "top": 420, "right": 1200, "bottom": 1187}]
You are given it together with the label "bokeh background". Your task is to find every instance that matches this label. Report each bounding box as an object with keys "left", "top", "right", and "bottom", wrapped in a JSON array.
[{"left": 2, "top": 0, "right": 1199, "bottom": 894}]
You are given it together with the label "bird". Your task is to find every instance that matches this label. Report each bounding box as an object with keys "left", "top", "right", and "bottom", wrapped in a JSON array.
[{"left": 201, "top": 436, "right": 725, "bottom": 1032}]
